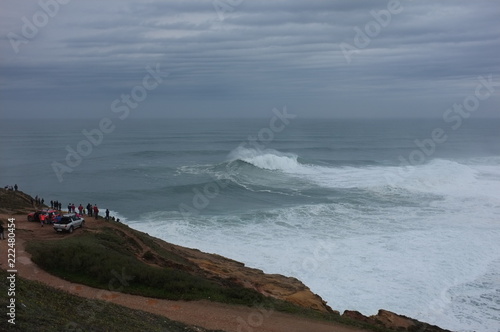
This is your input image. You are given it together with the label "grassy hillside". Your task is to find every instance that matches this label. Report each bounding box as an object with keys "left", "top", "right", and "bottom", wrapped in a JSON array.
[
  {"left": 0, "top": 269, "right": 222, "bottom": 332},
  {"left": 26, "top": 227, "right": 277, "bottom": 305},
  {"left": 0, "top": 189, "right": 38, "bottom": 214},
  {"left": 24, "top": 225, "right": 384, "bottom": 330},
  {"left": 1, "top": 189, "right": 449, "bottom": 332},
  {"left": 25, "top": 225, "right": 355, "bottom": 319}
]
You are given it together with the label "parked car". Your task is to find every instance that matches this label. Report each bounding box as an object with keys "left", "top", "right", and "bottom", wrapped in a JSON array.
[
  {"left": 27, "top": 209, "right": 61, "bottom": 224},
  {"left": 53, "top": 214, "right": 85, "bottom": 233}
]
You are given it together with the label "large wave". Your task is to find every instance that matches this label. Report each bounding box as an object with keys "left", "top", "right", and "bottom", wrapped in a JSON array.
[
  {"left": 129, "top": 150, "right": 500, "bottom": 332},
  {"left": 227, "top": 147, "right": 302, "bottom": 172},
  {"left": 224, "top": 147, "right": 500, "bottom": 202}
]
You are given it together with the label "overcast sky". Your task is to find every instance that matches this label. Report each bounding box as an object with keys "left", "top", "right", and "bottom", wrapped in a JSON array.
[{"left": 1, "top": 0, "right": 499, "bottom": 119}]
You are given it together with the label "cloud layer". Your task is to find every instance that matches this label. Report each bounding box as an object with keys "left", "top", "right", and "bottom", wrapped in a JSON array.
[{"left": 1, "top": 0, "right": 499, "bottom": 118}]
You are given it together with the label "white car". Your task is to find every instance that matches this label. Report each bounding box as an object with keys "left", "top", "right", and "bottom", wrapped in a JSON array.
[{"left": 53, "top": 214, "right": 85, "bottom": 233}]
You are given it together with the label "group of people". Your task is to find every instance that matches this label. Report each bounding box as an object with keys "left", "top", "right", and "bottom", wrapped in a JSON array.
[
  {"left": 50, "top": 200, "right": 63, "bottom": 210},
  {"left": 64, "top": 202, "right": 115, "bottom": 221},
  {"left": 32, "top": 195, "right": 45, "bottom": 207},
  {"left": 45, "top": 198, "right": 115, "bottom": 222},
  {"left": 36, "top": 204, "right": 119, "bottom": 227},
  {"left": 3, "top": 184, "right": 18, "bottom": 191},
  {"left": 38, "top": 211, "right": 61, "bottom": 226},
  {"left": 84, "top": 203, "right": 102, "bottom": 220}
]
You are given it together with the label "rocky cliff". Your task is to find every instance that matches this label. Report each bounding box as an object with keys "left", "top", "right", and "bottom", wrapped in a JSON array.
[{"left": 0, "top": 188, "right": 451, "bottom": 331}]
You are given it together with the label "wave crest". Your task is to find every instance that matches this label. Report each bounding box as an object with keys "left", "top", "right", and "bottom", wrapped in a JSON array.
[{"left": 228, "top": 147, "right": 301, "bottom": 172}]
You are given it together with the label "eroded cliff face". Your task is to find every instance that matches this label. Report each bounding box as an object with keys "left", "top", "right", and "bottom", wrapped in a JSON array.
[
  {"left": 164, "top": 246, "right": 333, "bottom": 313},
  {"left": 343, "top": 309, "right": 451, "bottom": 332},
  {"left": 151, "top": 241, "right": 452, "bottom": 331},
  {"left": 169, "top": 248, "right": 451, "bottom": 331},
  {"left": 1, "top": 189, "right": 451, "bottom": 331}
]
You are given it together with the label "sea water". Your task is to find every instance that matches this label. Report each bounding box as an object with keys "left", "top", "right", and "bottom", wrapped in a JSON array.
[{"left": 1, "top": 118, "right": 499, "bottom": 331}]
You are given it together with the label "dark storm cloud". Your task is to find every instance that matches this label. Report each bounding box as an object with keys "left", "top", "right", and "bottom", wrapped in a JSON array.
[{"left": 0, "top": 0, "right": 499, "bottom": 118}]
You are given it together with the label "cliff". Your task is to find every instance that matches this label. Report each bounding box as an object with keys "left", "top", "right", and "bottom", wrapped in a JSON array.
[{"left": 0, "top": 188, "right": 450, "bottom": 332}]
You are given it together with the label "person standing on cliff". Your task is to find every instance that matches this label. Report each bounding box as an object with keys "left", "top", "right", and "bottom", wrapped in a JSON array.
[
  {"left": 105, "top": 209, "right": 110, "bottom": 221},
  {"left": 93, "top": 205, "right": 99, "bottom": 220}
]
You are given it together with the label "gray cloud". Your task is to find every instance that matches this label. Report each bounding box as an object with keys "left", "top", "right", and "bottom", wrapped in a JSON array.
[{"left": 1, "top": 0, "right": 499, "bottom": 119}]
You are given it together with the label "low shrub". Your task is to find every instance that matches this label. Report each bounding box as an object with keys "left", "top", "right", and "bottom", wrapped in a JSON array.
[{"left": 26, "top": 233, "right": 269, "bottom": 304}]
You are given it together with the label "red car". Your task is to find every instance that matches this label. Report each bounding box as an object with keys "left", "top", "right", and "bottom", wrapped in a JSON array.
[{"left": 27, "top": 209, "right": 61, "bottom": 224}]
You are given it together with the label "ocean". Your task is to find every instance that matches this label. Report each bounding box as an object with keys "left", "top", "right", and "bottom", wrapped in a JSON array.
[{"left": 1, "top": 117, "right": 499, "bottom": 331}]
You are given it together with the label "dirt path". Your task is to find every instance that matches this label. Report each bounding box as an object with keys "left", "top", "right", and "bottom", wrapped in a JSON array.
[{"left": 0, "top": 214, "right": 367, "bottom": 332}]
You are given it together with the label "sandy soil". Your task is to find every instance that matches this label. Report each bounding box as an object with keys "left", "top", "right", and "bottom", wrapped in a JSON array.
[{"left": 0, "top": 213, "right": 368, "bottom": 332}]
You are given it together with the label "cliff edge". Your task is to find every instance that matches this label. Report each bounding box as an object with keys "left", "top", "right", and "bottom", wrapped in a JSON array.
[{"left": 0, "top": 188, "right": 450, "bottom": 332}]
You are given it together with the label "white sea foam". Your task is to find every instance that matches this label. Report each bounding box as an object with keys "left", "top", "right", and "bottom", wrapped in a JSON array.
[
  {"left": 229, "top": 148, "right": 500, "bottom": 201},
  {"left": 127, "top": 153, "right": 500, "bottom": 332},
  {"left": 5, "top": 118, "right": 499, "bottom": 332},
  {"left": 229, "top": 147, "right": 301, "bottom": 172}
]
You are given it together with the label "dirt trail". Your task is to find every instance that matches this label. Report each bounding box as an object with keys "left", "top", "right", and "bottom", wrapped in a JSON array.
[{"left": 0, "top": 214, "right": 367, "bottom": 332}]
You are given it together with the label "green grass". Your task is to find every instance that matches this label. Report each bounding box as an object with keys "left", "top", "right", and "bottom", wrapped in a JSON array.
[
  {"left": 131, "top": 227, "right": 196, "bottom": 267},
  {"left": 0, "top": 270, "right": 389, "bottom": 332},
  {"left": 26, "top": 229, "right": 278, "bottom": 306},
  {"left": 0, "top": 269, "right": 223, "bottom": 332},
  {"left": 2, "top": 190, "right": 445, "bottom": 332},
  {"left": 23, "top": 227, "right": 397, "bottom": 331}
]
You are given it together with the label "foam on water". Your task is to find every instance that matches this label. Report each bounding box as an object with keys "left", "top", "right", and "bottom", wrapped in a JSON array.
[
  {"left": 129, "top": 205, "right": 500, "bottom": 331},
  {"left": 130, "top": 217, "right": 499, "bottom": 329},
  {"left": 228, "top": 147, "right": 301, "bottom": 172},
  {"left": 3, "top": 119, "right": 499, "bottom": 331},
  {"left": 125, "top": 151, "right": 500, "bottom": 332},
  {"left": 228, "top": 148, "right": 500, "bottom": 203}
]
